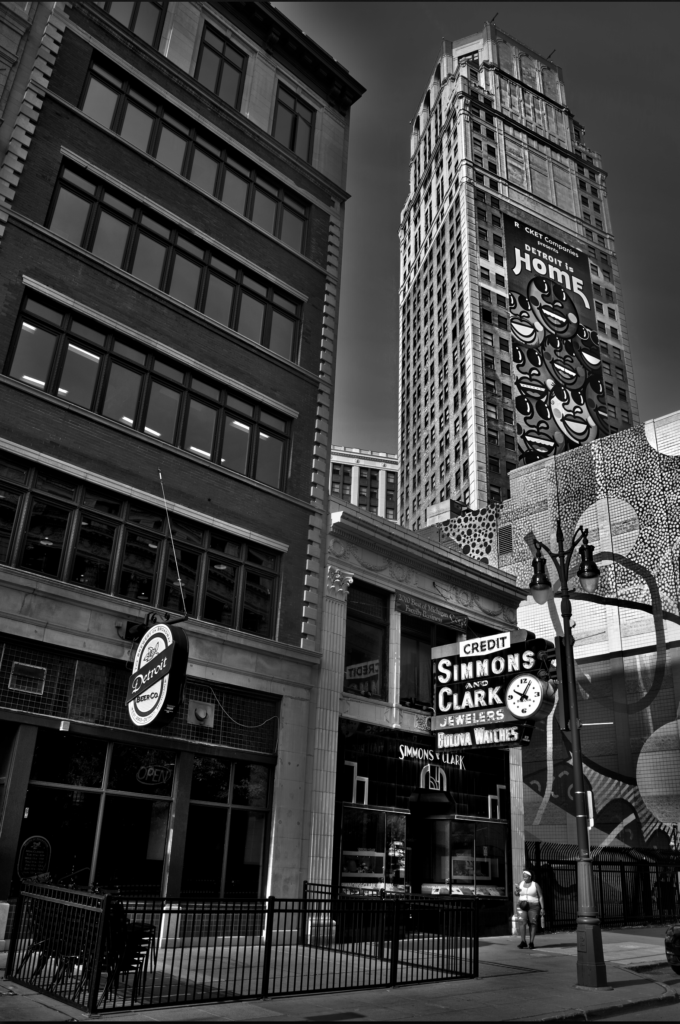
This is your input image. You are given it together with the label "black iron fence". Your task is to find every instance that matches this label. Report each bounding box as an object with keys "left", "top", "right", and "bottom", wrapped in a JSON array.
[
  {"left": 526, "top": 842, "right": 680, "bottom": 930},
  {"left": 7, "top": 883, "right": 478, "bottom": 1014}
]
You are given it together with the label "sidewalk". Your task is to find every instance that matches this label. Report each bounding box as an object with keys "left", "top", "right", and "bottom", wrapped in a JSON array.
[{"left": 0, "top": 929, "right": 676, "bottom": 1022}]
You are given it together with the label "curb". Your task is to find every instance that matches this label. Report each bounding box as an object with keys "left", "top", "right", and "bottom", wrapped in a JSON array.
[{"left": 531, "top": 985, "right": 679, "bottom": 1021}]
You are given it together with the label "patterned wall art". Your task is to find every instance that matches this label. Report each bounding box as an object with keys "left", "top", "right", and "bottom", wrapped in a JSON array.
[{"left": 434, "top": 411, "right": 680, "bottom": 850}]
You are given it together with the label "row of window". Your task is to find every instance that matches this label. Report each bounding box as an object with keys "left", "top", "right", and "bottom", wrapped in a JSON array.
[
  {"left": 344, "top": 581, "right": 461, "bottom": 705},
  {"left": 81, "top": 63, "right": 308, "bottom": 254},
  {"left": 7, "top": 294, "right": 289, "bottom": 490},
  {"left": 0, "top": 455, "right": 279, "bottom": 637},
  {"left": 48, "top": 164, "right": 300, "bottom": 362},
  {"left": 96, "top": 5, "right": 316, "bottom": 163}
]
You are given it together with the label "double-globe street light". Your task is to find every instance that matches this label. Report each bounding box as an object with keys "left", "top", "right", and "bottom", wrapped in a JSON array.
[{"left": 528, "top": 520, "right": 609, "bottom": 989}]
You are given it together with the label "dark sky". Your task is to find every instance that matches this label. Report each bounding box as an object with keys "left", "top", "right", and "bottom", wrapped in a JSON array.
[{"left": 277, "top": 2, "right": 680, "bottom": 453}]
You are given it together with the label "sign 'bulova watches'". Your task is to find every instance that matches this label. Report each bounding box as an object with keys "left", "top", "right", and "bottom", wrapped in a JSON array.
[
  {"left": 126, "top": 623, "right": 189, "bottom": 727},
  {"left": 430, "top": 630, "right": 554, "bottom": 749}
]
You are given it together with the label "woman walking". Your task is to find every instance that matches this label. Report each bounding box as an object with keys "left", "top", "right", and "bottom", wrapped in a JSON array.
[{"left": 515, "top": 869, "right": 545, "bottom": 949}]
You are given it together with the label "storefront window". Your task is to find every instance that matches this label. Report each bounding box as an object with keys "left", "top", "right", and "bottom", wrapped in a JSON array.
[
  {"left": 182, "top": 755, "right": 271, "bottom": 897},
  {"left": 344, "top": 581, "right": 389, "bottom": 700},
  {"left": 14, "top": 732, "right": 273, "bottom": 898},
  {"left": 339, "top": 807, "right": 406, "bottom": 892},
  {"left": 16, "top": 731, "right": 175, "bottom": 894},
  {"left": 419, "top": 820, "right": 507, "bottom": 897}
]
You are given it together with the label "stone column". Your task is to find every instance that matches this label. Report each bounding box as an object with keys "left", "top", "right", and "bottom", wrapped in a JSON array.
[
  {"left": 350, "top": 465, "right": 360, "bottom": 506},
  {"left": 306, "top": 564, "right": 353, "bottom": 884},
  {"left": 378, "top": 468, "right": 387, "bottom": 518}
]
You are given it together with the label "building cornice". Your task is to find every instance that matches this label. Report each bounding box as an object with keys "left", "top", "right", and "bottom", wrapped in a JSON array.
[{"left": 328, "top": 506, "right": 523, "bottom": 610}]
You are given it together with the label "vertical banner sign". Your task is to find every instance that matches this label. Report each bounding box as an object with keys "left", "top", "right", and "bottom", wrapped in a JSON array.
[
  {"left": 126, "top": 623, "right": 188, "bottom": 727},
  {"left": 504, "top": 216, "right": 608, "bottom": 465}
]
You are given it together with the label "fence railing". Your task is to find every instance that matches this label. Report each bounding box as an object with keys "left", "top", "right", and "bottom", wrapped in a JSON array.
[
  {"left": 7, "top": 884, "right": 478, "bottom": 1014},
  {"left": 525, "top": 845, "right": 680, "bottom": 930}
]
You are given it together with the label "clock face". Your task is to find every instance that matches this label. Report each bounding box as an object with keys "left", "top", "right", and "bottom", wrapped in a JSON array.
[{"left": 505, "top": 673, "right": 545, "bottom": 718}]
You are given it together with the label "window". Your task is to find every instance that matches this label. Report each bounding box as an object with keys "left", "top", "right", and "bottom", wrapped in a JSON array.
[
  {"left": 615, "top": 365, "right": 625, "bottom": 381},
  {"left": 621, "top": 408, "right": 630, "bottom": 426},
  {"left": 331, "top": 463, "right": 352, "bottom": 501},
  {"left": 358, "top": 468, "right": 380, "bottom": 513},
  {"left": 385, "top": 472, "right": 397, "bottom": 520},
  {"left": 505, "top": 433, "right": 515, "bottom": 450},
  {"left": 400, "top": 615, "right": 459, "bottom": 706},
  {"left": 96, "top": 1, "right": 165, "bottom": 48},
  {"left": 500, "top": 360, "right": 510, "bottom": 376},
  {"left": 605, "top": 381, "right": 614, "bottom": 396},
  {"left": 6, "top": 293, "right": 291, "bottom": 490},
  {"left": 48, "top": 165, "right": 301, "bottom": 360},
  {"left": 503, "top": 408, "right": 513, "bottom": 425},
  {"left": 501, "top": 383, "right": 512, "bottom": 400},
  {"left": 195, "top": 25, "right": 246, "bottom": 108},
  {"left": 608, "top": 307, "right": 617, "bottom": 320},
  {"left": 489, "top": 456, "right": 500, "bottom": 473},
  {"left": 80, "top": 64, "right": 308, "bottom": 254},
  {"left": 488, "top": 429, "right": 498, "bottom": 446},
  {"left": 618, "top": 388, "right": 627, "bottom": 401},
  {"left": 344, "top": 582, "right": 389, "bottom": 701},
  {"left": 487, "top": 404, "right": 498, "bottom": 421},
  {"left": 610, "top": 327, "right": 619, "bottom": 339},
  {"left": 0, "top": 453, "right": 280, "bottom": 635},
  {"left": 273, "top": 85, "right": 314, "bottom": 162}
]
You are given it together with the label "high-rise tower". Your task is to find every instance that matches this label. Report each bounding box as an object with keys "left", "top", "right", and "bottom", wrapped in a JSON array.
[{"left": 398, "top": 24, "right": 639, "bottom": 527}]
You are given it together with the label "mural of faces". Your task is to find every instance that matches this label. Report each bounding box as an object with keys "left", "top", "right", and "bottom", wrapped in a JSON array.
[{"left": 510, "top": 277, "right": 607, "bottom": 464}]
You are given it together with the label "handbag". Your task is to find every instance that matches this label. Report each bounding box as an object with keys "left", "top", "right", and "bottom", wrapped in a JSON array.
[{"left": 518, "top": 900, "right": 530, "bottom": 911}]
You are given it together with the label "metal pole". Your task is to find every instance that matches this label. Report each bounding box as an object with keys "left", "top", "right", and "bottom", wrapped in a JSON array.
[{"left": 556, "top": 522, "right": 608, "bottom": 989}]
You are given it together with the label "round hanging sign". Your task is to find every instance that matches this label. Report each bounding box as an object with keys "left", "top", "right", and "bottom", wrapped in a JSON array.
[{"left": 126, "top": 623, "right": 188, "bottom": 728}]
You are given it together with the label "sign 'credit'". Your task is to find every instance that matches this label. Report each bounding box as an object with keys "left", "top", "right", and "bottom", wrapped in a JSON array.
[{"left": 127, "top": 623, "right": 188, "bottom": 727}]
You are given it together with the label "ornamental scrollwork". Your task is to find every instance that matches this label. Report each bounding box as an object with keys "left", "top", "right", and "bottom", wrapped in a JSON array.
[{"left": 326, "top": 564, "right": 353, "bottom": 599}]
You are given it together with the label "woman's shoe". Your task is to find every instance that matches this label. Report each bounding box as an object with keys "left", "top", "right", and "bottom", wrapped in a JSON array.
[
  {"left": 529, "top": 942, "right": 535, "bottom": 949},
  {"left": 518, "top": 941, "right": 527, "bottom": 948}
]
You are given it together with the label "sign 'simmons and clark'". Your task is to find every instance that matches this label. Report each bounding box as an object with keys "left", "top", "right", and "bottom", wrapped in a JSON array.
[{"left": 430, "top": 630, "right": 555, "bottom": 749}]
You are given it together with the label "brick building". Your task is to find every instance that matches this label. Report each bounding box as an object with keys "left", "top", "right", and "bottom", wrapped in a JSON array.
[{"left": 0, "top": 0, "right": 362, "bottom": 909}]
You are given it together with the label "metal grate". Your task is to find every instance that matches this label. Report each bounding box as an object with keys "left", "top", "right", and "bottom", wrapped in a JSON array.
[{"left": 0, "top": 634, "right": 278, "bottom": 754}]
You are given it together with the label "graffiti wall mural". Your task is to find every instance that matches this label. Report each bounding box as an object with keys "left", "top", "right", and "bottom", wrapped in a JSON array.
[
  {"left": 504, "top": 216, "right": 608, "bottom": 465},
  {"left": 495, "top": 411, "right": 680, "bottom": 850}
]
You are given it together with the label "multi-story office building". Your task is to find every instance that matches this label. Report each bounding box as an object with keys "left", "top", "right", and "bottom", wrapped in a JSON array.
[
  {"left": 399, "top": 23, "right": 639, "bottom": 528},
  {"left": 329, "top": 445, "right": 398, "bottom": 519},
  {"left": 0, "top": 0, "right": 362, "bottom": 906}
]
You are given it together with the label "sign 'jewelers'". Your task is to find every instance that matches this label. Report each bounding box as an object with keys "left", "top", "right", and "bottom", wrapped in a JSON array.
[{"left": 126, "top": 622, "right": 188, "bottom": 727}]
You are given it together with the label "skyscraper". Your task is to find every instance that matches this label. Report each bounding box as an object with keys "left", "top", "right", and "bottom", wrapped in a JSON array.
[{"left": 398, "top": 24, "right": 639, "bottom": 528}]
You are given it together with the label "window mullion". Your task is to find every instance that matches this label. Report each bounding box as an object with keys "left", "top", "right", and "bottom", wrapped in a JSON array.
[
  {"left": 152, "top": 536, "right": 169, "bottom": 609},
  {"left": 7, "top": 489, "right": 30, "bottom": 568},
  {"left": 195, "top": 549, "right": 209, "bottom": 620},
  {"left": 61, "top": 505, "right": 83, "bottom": 584},
  {"left": 233, "top": 558, "right": 246, "bottom": 631},
  {"left": 107, "top": 520, "right": 126, "bottom": 596},
  {"left": 46, "top": 328, "right": 69, "bottom": 397}
]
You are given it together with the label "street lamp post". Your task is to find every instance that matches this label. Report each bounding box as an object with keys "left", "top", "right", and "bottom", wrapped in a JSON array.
[{"left": 528, "top": 519, "right": 609, "bottom": 989}]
